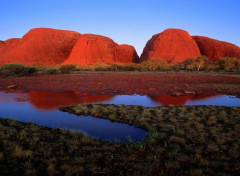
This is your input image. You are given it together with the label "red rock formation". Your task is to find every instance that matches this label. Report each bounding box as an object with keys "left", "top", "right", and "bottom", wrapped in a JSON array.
[
  {"left": 64, "top": 34, "right": 139, "bottom": 65},
  {"left": 0, "top": 28, "right": 81, "bottom": 65},
  {"left": 27, "top": 91, "right": 114, "bottom": 110},
  {"left": 192, "top": 36, "right": 240, "bottom": 61},
  {"left": 140, "top": 29, "right": 201, "bottom": 63},
  {"left": 0, "top": 39, "right": 22, "bottom": 64},
  {"left": 0, "top": 41, "right": 7, "bottom": 53},
  {"left": 150, "top": 94, "right": 218, "bottom": 105},
  {"left": 4, "top": 38, "right": 21, "bottom": 46},
  {"left": 116, "top": 45, "right": 139, "bottom": 63}
]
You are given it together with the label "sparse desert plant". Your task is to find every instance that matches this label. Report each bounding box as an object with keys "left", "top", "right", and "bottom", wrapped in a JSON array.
[
  {"left": 139, "top": 58, "right": 171, "bottom": 71},
  {"left": 59, "top": 64, "right": 78, "bottom": 73},
  {"left": 217, "top": 57, "right": 240, "bottom": 70},
  {"left": 31, "top": 62, "right": 45, "bottom": 70},
  {"left": 93, "top": 62, "right": 111, "bottom": 71},
  {"left": 0, "top": 63, "right": 37, "bottom": 77},
  {"left": 175, "top": 56, "right": 209, "bottom": 71},
  {"left": 110, "top": 63, "right": 139, "bottom": 71},
  {"left": 43, "top": 66, "right": 61, "bottom": 74}
]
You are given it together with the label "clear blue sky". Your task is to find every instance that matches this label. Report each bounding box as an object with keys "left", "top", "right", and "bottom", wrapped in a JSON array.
[{"left": 1, "top": 0, "right": 239, "bottom": 55}]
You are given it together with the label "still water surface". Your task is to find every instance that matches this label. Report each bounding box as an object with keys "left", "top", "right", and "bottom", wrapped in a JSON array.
[{"left": 0, "top": 90, "right": 239, "bottom": 142}]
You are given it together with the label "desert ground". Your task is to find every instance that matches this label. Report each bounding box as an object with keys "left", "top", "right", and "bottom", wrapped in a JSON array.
[{"left": 1, "top": 72, "right": 240, "bottom": 95}]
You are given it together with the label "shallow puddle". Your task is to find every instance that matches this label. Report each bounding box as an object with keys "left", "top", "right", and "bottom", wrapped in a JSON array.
[{"left": 0, "top": 90, "right": 240, "bottom": 142}]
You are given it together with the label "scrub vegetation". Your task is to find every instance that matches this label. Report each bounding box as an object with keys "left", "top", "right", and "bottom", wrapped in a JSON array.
[
  {"left": 0, "top": 105, "right": 240, "bottom": 175},
  {"left": 1, "top": 56, "right": 240, "bottom": 78}
]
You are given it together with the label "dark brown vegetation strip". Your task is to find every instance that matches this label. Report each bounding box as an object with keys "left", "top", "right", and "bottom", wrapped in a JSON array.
[{"left": 0, "top": 105, "right": 240, "bottom": 175}]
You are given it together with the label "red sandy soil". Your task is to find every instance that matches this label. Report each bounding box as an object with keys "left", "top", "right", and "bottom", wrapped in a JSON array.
[{"left": 1, "top": 72, "right": 240, "bottom": 96}]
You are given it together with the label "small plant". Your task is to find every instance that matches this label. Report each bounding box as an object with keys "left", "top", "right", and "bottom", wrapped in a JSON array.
[
  {"left": 59, "top": 64, "right": 78, "bottom": 73},
  {"left": 139, "top": 58, "right": 170, "bottom": 71},
  {"left": 31, "top": 62, "right": 45, "bottom": 70},
  {"left": 0, "top": 63, "right": 36, "bottom": 77},
  {"left": 93, "top": 62, "right": 111, "bottom": 71},
  {"left": 217, "top": 57, "right": 240, "bottom": 70},
  {"left": 43, "top": 66, "right": 61, "bottom": 74}
]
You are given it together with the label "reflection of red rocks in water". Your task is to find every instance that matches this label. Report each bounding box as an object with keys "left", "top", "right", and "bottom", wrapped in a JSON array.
[
  {"left": 27, "top": 91, "right": 114, "bottom": 110},
  {"left": 150, "top": 94, "right": 218, "bottom": 105}
]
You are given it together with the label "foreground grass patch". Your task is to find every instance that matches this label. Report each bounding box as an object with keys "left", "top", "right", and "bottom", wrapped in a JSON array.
[{"left": 1, "top": 105, "right": 240, "bottom": 175}]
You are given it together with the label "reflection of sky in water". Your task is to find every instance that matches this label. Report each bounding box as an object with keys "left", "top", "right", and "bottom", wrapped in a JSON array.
[
  {"left": 0, "top": 91, "right": 240, "bottom": 142},
  {"left": 0, "top": 91, "right": 147, "bottom": 143},
  {"left": 106, "top": 94, "right": 240, "bottom": 107},
  {"left": 186, "top": 95, "right": 240, "bottom": 106}
]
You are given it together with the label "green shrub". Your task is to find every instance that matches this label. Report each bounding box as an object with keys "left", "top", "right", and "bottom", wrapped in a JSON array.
[
  {"left": 93, "top": 62, "right": 111, "bottom": 71},
  {"left": 43, "top": 66, "right": 61, "bottom": 74},
  {"left": 31, "top": 62, "right": 45, "bottom": 71},
  {"left": 217, "top": 57, "right": 240, "bottom": 70},
  {"left": 175, "top": 56, "right": 208, "bottom": 71},
  {"left": 202, "top": 60, "right": 219, "bottom": 71},
  {"left": 139, "top": 58, "right": 170, "bottom": 71},
  {"left": 0, "top": 63, "right": 36, "bottom": 77},
  {"left": 110, "top": 63, "right": 139, "bottom": 71},
  {"left": 59, "top": 64, "right": 78, "bottom": 73}
]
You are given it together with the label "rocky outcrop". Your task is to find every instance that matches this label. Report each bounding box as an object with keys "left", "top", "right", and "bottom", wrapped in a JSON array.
[
  {"left": 0, "top": 28, "right": 81, "bottom": 65},
  {"left": 4, "top": 38, "right": 21, "bottom": 46},
  {"left": 64, "top": 34, "right": 139, "bottom": 65},
  {"left": 0, "top": 41, "right": 6, "bottom": 53},
  {"left": 140, "top": 29, "right": 201, "bottom": 63},
  {"left": 192, "top": 36, "right": 240, "bottom": 61},
  {"left": 116, "top": 45, "right": 139, "bottom": 63}
]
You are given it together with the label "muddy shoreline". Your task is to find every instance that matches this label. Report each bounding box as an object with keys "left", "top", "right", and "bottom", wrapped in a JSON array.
[{"left": 1, "top": 72, "right": 240, "bottom": 96}]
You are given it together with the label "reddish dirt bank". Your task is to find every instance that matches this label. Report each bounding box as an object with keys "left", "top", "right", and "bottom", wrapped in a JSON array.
[{"left": 1, "top": 72, "right": 240, "bottom": 95}]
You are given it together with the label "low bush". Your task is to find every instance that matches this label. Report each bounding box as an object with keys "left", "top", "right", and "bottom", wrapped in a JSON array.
[
  {"left": 93, "top": 62, "right": 111, "bottom": 71},
  {"left": 110, "top": 63, "right": 139, "bottom": 71},
  {"left": 59, "top": 64, "right": 79, "bottom": 73},
  {"left": 217, "top": 57, "right": 240, "bottom": 70},
  {"left": 0, "top": 63, "right": 36, "bottom": 77},
  {"left": 173, "top": 56, "right": 208, "bottom": 71},
  {"left": 139, "top": 58, "right": 171, "bottom": 71},
  {"left": 43, "top": 66, "right": 61, "bottom": 74},
  {"left": 31, "top": 62, "right": 45, "bottom": 71}
]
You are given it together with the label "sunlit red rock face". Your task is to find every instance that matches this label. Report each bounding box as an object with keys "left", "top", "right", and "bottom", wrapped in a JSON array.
[
  {"left": 0, "top": 28, "right": 81, "bottom": 65},
  {"left": 27, "top": 91, "right": 114, "bottom": 110},
  {"left": 192, "top": 36, "right": 240, "bottom": 61},
  {"left": 0, "top": 39, "right": 22, "bottom": 63},
  {"left": 0, "top": 41, "right": 6, "bottom": 53},
  {"left": 150, "top": 94, "right": 218, "bottom": 105},
  {"left": 64, "top": 34, "right": 139, "bottom": 65},
  {"left": 140, "top": 29, "right": 201, "bottom": 63},
  {"left": 4, "top": 38, "right": 21, "bottom": 46}
]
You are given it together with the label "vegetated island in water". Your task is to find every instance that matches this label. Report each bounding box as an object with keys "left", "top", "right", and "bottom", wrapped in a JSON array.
[{"left": 0, "top": 104, "right": 239, "bottom": 175}]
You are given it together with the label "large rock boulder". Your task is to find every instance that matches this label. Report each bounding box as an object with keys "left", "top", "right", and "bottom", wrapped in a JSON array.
[
  {"left": 140, "top": 29, "right": 201, "bottom": 63},
  {"left": 192, "top": 36, "right": 240, "bottom": 61},
  {"left": 0, "top": 28, "right": 81, "bottom": 65},
  {"left": 64, "top": 34, "right": 139, "bottom": 65}
]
